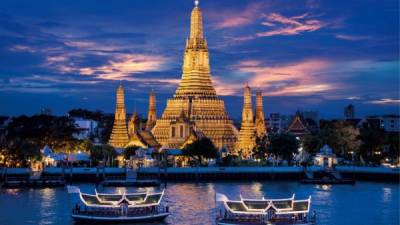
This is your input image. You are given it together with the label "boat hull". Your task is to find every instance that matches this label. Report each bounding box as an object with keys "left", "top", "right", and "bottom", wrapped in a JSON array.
[
  {"left": 72, "top": 212, "right": 169, "bottom": 223},
  {"left": 217, "top": 220, "right": 314, "bottom": 225}
]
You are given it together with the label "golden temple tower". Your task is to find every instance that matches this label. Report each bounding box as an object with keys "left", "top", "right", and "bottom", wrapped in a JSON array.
[
  {"left": 235, "top": 85, "right": 256, "bottom": 158},
  {"left": 108, "top": 83, "right": 129, "bottom": 148},
  {"left": 146, "top": 91, "right": 157, "bottom": 131},
  {"left": 152, "top": 0, "right": 238, "bottom": 150},
  {"left": 255, "top": 90, "right": 267, "bottom": 138},
  {"left": 128, "top": 111, "right": 141, "bottom": 137}
]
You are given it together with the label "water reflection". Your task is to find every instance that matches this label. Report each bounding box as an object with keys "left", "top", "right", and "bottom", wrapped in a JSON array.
[{"left": 0, "top": 182, "right": 398, "bottom": 225}]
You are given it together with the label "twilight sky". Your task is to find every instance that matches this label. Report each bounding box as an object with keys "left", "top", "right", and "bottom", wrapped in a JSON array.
[{"left": 0, "top": 0, "right": 398, "bottom": 119}]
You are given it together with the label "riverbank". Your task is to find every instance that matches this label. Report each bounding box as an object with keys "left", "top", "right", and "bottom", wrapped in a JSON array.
[{"left": 1, "top": 166, "right": 398, "bottom": 183}]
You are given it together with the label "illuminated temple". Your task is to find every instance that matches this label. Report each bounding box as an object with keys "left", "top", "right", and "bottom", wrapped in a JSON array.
[
  {"left": 255, "top": 90, "right": 267, "bottom": 138},
  {"left": 109, "top": 83, "right": 129, "bottom": 148},
  {"left": 235, "top": 85, "right": 256, "bottom": 158},
  {"left": 152, "top": 1, "right": 238, "bottom": 150}
]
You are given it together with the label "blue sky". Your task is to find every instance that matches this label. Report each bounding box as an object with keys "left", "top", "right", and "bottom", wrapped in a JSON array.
[{"left": 0, "top": 0, "right": 398, "bottom": 119}]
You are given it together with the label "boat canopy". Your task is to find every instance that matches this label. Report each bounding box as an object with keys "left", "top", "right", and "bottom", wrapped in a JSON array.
[
  {"left": 217, "top": 193, "right": 311, "bottom": 215},
  {"left": 78, "top": 189, "right": 165, "bottom": 208}
]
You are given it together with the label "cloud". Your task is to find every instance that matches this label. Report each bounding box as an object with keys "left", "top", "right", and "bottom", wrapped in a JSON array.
[
  {"left": 211, "top": 2, "right": 265, "bottom": 29},
  {"left": 212, "top": 59, "right": 334, "bottom": 96},
  {"left": 347, "top": 96, "right": 361, "bottom": 100},
  {"left": 335, "top": 34, "right": 372, "bottom": 41},
  {"left": 367, "top": 98, "right": 400, "bottom": 105},
  {"left": 79, "top": 54, "right": 171, "bottom": 80},
  {"left": 257, "top": 13, "right": 323, "bottom": 37},
  {"left": 9, "top": 44, "right": 36, "bottom": 53}
]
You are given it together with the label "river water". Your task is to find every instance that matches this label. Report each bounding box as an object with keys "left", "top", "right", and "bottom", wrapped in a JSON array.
[{"left": 0, "top": 181, "right": 398, "bottom": 225}]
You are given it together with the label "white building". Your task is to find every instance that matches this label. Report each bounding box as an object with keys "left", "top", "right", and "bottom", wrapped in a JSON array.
[
  {"left": 72, "top": 117, "right": 99, "bottom": 140},
  {"left": 380, "top": 115, "right": 400, "bottom": 132}
]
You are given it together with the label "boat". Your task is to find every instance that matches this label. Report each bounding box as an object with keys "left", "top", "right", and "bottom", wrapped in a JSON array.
[
  {"left": 67, "top": 186, "right": 169, "bottom": 223},
  {"left": 216, "top": 193, "right": 316, "bottom": 225}
]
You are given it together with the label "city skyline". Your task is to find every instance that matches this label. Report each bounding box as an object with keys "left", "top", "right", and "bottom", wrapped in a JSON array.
[{"left": 0, "top": 0, "right": 398, "bottom": 118}]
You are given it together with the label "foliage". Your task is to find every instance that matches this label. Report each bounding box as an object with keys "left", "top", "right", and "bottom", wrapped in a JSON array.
[
  {"left": 269, "top": 133, "right": 299, "bottom": 162},
  {"left": 252, "top": 135, "right": 269, "bottom": 159},
  {"left": 5, "top": 115, "right": 78, "bottom": 153},
  {"left": 384, "top": 133, "right": 399, "bottom": 161},
  {"left": 358, "top": 126, "right": 385, "bottom": 163},
  {"left": 3, "top": 138, "right": 41, "bottom": 167},
  {"left": 124, "top": 146, "right": 139, "bottom": 160},
  {"left": 90, "top": 144, "right": 116, "bottom": 165},
  {"left": 182, "top": 137, "right": 218, "bottom": 163},
  {"left": 302, "top": 121, "right": 361, "bottom": 158}
]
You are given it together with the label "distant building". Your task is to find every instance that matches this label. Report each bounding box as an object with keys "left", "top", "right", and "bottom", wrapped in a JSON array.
[
  {"left": 353, "top": 115, "right": 399, "bottom": 133},
  {"left": 72, "top": 117, "right": 99, "bottom": 140},
  {"left": 381, "top": 115, "right": 400, "bottom": 132},
  {"left": 267, "top": 113, "right": 292, "bottom": 134},
  {"left": 344, "top": 104, "right": 355, "bottom": 119},
  {"left": 268, "top": 113, "right": 281, "bottom": 133}
]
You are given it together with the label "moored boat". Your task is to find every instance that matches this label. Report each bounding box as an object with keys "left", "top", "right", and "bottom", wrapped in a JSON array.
[
  {"left": 216, "top": 193, "right": 316, "bottom": 225},
  {"left": 67, "top": 186, "right": 169, "bottom": 223}
]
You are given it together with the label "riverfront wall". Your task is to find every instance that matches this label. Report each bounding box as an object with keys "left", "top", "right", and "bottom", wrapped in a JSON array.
[{"left": 1, "top": 166, "right": 398, "bottom": 183}]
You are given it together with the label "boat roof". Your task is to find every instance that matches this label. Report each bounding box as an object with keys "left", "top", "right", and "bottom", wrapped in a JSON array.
[
  {"left": 79, "top": 189, "right": 164, "bottom": 208},
  {"left": 219, "top": 193, "right": 311, "bottom": 215}
]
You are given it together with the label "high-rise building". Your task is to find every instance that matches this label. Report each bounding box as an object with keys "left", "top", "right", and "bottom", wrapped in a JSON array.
[
  {"left": 108, "top": 83, "right": 129, "bottom": 148},
  {"left": 152, "top": 1, "right": 238, "bottom": 150},
  {"left": 235, "top": 85, "right": 256, "bottom": 158},
  {"left": 344, "top": 104, "right": 355, "bottom": 119},
  {"left": 146, "top": 91, "right": 157, "bottom": 131},
  {"left": 255, "top": 90, "right": 267, "bottom": 138}
]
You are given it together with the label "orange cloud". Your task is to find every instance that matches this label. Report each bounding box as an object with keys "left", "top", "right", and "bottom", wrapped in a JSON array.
[
  {"left": 214, "top": 59, "right": 335, "bottom": 96},
  {"left": 82, "top": 54, "right": 170, "bottom": 80},
  {"left": 257, "top": 13, "right": 323, "bottom": 37},
  {"left": 211, "top": 3, "right": 264, "bottom": 29}
]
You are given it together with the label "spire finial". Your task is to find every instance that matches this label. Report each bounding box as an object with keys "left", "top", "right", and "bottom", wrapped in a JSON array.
[{"left": 195, "top": 0, "right": 199, "bottom": 7}]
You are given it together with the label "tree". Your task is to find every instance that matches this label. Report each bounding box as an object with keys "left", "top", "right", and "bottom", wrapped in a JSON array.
[
  {"left": 302, "top": 134, "right": 322, "bottom": 155},
  {"left": 384, "top": 133, "right": 399, "bottom": 161},
  {"left": 90, "top": 144, "right": 116, "bottom": 166},
  {"left": 359, "top": 126, "right": 385, "bottom": 164},
  {"left": 252, "top": 135, "right": 269, "bottom": 160},
  {"left": 4, "top": 138, "right": 41, "bottom": 167},
  {"left": 182, "top": 137, "right": 218, "bottom": 164},
  {"left": 334, "top": 122, "right": 361, "bottom": 157},
  {"left": 124, "top": 146, "right": 139, "bottom": 160},
  {"left": 269, "top": 133, "right": 299, "bottom": 162},
  {"left": 302, "top": 121, "right": 361, "bottom": 158},
  {"left": 5, "top": 115, "right": 78, "bottom": 153}
]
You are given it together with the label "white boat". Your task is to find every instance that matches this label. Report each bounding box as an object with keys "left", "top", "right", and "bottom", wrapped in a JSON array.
[
  {"left": 67, "top": 186, "right": 169, "bottom": 223},
  {"left": 216, "top": 193, "right": 316, "bottom": 225}
]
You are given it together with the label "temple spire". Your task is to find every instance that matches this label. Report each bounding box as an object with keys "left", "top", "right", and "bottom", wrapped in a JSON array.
[
  {"left": 174, "top": 1, "right": 215, "bottom": 97},
  {"left": 235, "top": 85, "right": 256, "bottom": 159},
  {"left": 109, "top": 83, "right": 129, "bottom": 148},
  {"left": 190, "top": 0, "right": 203, "bottom": 40},
  {"left": 255, "top": 90, "right": 267, "bottom": 138}
]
